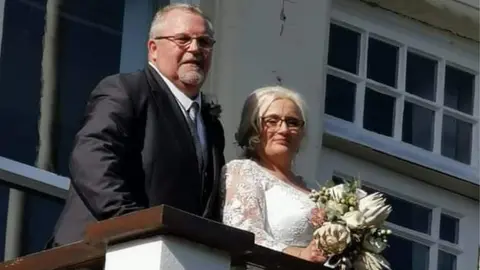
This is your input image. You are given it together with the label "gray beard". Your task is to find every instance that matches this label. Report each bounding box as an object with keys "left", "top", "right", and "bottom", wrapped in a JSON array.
[{"left": 178, "top": 70, "right": 205, "bottom": 86}]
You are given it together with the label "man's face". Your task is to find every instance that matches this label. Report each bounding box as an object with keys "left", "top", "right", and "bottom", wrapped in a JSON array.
[{"left": 148, "top": 10, "right": 214, "bottom": 96}]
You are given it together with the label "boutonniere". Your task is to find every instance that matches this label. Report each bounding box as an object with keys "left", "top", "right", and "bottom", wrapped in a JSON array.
[{"left": 202, "top": 94, "right": 222, "bottom": 119}]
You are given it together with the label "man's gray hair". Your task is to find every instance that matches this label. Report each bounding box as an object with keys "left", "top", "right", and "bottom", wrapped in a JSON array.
[
  {"left": 235, "top": 86, "right": 308, "bottom": 159},
  {"left": 149, "top": 3, "right": 214, "bottom": 38}
]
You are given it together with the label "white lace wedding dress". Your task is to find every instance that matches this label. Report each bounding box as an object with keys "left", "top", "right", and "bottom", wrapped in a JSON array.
[{"left": 221, "top": 159, "right": 316, "bottom": 254}]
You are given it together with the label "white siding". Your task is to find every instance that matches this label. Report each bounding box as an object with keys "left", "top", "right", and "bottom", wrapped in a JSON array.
[
  {"left": 453, "top": 0, "right": 480, "bottom": 9},
  {"left": 205, "top": 0, "right": 331, "bottom": 182}
]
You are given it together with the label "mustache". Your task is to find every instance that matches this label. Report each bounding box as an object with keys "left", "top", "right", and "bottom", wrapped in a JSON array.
[{"left": 180, "top": 56, "right": 205, "bottom": 65}]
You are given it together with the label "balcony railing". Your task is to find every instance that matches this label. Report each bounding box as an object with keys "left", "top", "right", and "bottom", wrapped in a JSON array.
[{"left": 0, "top": 205, "right": 327, "bottom": 270}]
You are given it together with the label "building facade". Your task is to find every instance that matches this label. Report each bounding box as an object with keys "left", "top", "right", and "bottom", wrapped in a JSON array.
[{"left": 0, "top": 0, "right": 478, "bottom": 269}]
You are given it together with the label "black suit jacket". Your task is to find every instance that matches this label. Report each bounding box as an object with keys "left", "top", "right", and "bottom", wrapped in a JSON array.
[{"left": 50, "top": 66, "right": 225, "bottom": 246}]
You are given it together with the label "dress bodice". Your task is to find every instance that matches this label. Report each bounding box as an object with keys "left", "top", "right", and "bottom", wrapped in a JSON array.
[{"left": 221, "top": 159, "right": 315, "bottom": 252}]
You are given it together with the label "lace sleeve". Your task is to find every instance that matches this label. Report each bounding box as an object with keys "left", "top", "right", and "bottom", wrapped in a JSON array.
[{"left": 221, "top": 161, "right": 288, "bottom": 252}]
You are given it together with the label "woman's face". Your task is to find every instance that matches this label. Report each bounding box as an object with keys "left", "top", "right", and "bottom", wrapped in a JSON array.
[{"left": 257, "top": 98, "right": 305, "bottom": 163}]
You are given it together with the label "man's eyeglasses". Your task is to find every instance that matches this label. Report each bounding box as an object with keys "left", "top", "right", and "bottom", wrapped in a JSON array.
[
  {"left": 154, "top": 34, "right": 216, "bottom": 50},
  {"left": 262, "top": 115, "right": 305, "bottom": 130}
]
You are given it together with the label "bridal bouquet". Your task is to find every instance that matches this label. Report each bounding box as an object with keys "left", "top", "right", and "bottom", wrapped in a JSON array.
[{"left": 309, "top": 180, "right": 392, "bottom": 270}]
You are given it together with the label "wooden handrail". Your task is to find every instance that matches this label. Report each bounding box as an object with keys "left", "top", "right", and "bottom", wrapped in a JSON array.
[
  {"left": 84, "top": 205, "right": 254, "bottom": 255},
  {"left": 0, "top": 205, "right": 328, "bottom": 269},
  {"left": 0, "top": 242, "right": 104, "bottom": 270}
]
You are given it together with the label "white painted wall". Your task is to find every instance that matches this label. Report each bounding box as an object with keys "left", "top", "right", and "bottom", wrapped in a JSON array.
[
  {"left": 203, "top": 0, "right": 332, "bottom": 182},
  {"left": 434, "top": 0, "right": 480, "bottom": 19},
  {"left": 451, "top": 0, "right": 480, "bottom": 9}
]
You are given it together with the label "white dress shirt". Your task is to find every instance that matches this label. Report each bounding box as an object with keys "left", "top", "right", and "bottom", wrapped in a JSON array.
[{"left": 148, "top": 62, "right": 207, "bottom": 151}]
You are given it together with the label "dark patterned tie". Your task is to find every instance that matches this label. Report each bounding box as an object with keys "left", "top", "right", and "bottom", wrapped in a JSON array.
[{"left": 187, "top": 102, "right": 205, "bottom": 172}]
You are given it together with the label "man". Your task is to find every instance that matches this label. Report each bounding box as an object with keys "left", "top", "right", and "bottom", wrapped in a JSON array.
[{"left": 49, "top": 3, "right": 225, "bottom": 247}]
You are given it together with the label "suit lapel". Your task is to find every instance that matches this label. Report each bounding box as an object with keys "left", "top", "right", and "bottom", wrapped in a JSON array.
[
  {"left": 145, "top": 66, "right": 220, "bottom": 216},
  {"left": 144, "top": 66, "right": 199, "bottom": 171},
  {"left": 201, "top": 104, "right": 221, "bottom": 216}
]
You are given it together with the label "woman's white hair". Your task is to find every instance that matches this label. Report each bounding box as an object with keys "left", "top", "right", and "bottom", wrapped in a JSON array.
[
  {"left": 235, "top": 85, "right": 307, "bottom": 158},
  {"left": 149, "top": 3, "right": 214, "bottom": 38}
]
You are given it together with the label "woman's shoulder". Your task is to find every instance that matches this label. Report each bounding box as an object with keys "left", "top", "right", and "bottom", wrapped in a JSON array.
[{"left": 223, "top": 158, "right": 256, "bottom": 173}]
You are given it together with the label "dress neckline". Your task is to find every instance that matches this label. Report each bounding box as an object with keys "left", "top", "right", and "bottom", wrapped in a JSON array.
[{"left": 247, "top": 159, "right": 311, "bottom": 196}]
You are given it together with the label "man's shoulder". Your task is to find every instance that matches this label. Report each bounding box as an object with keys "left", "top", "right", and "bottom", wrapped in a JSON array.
[
  {"left": 92, "top": 69, "right": 150, "bottom": 104},
  {"left": 98, "top": 69, "right": 147, "bottom": 90}
]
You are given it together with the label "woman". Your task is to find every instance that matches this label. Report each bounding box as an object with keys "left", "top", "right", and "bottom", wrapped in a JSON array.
[{"left": 221, "top": 86, "right": 326, "bottom": 263}]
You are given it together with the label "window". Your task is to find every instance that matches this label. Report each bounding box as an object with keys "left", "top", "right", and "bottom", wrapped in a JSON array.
[
  {"left": 0, "top": 0, "right": 45, "bottom": 166},
  {"left": 0, "top": 183, "right": 9, "bottom": 261},
  {"left": 55, "top": 0, "right": 125, "bottom": 176},
  {"left": 21, "top": 191, "right": 64, "bottom": 255},
  {"left": 325, "top": 21, "right": 478, "bottom": 165},
  {"left": 0, "top": 0, "right": 161, "bottom": 262},
  {"left": 332, "top": 172, "right": 462, "bottom": 270},
  {"left": 0, "top": 0, "right": 125, "bottom": 176},
  {"left": 324, "top": 2, "right": 479, "bottom": 183},
  {"left": 363, "top": 186, "right": 461, "bottom": 270}
]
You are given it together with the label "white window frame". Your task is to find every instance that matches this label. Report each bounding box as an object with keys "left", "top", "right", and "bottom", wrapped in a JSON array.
[
  {"left": 326, "top": 0, "right": 480, "bottom": 185},
  {"left": 318, "top": 147, "right": 480, "bottom": 270}
]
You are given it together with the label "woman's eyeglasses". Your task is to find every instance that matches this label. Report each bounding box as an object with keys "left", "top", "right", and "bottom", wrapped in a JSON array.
[{"left": 262, "top": 115, "right": 305, "bottom": 130}]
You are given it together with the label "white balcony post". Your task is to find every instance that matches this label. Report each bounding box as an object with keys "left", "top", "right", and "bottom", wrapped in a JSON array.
[{"left": 104, "top": 235, "right": 231, "bottom": 270}]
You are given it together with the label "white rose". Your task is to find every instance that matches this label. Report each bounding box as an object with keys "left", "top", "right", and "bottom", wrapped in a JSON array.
[
  {"left": 359, "top": 192, "right": 392, "bottom": 227},
  {"left": 314, "top": 222, "right": 351, "bottom": 255},
  {"left": 353, "top": 251, "right": 391, "bottom": 270},
  {"left": 341, "top": 210, "right": 366, "bottom": 229}
]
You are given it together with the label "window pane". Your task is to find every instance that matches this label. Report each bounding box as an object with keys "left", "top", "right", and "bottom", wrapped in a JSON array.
[
  {"left": 325, "top": 75, "right": 356, "bottom": 121},
  {"left": 367, "top": 38, "right": 398, "bottom": 87},
  {"left": 331, "top": 172, "right": 354, "bottom": 185},
  {"left": 362, "top": 186, "right": 432, "bottom": 234},
  {"left": 0, "top": 183, "right": 9, "bottom": 261},
  {"left": 384, "top": 234, "right": 429, "bottom": 270},
  {"left": 0, "top": 0, "right": 45, "bottom": 165},
  {"left": 438, "top": 250, "right": 457, "bottom": 270},
  {"left": 328, "top": 24, "right": 360, "bottom": 74},
  {"left": 55, "top": 0, "right": 125, "bottom": 176},
  {"left": 444, "top": 66, "right": 474, "bottom": 115},
  {"left": 363, "top": 88, "right": 395, "bottom": 137},
  {"left": 385, "top": 196, "right": 432, "bottom": 234},
  {"left": 402, "top": 102, "right": 434, "bottom": 151},
  {"left": 440, "top": 214, "right": 459, "bottom": 244},
  {"left": 441, "top": 115, "right": 472, "bottom": 164},
  {"left": 21, "top": 192, "right": 64, "bottom": 255},
  {"left": 406, "top": 52, "right": 436, "bottom": 101}
]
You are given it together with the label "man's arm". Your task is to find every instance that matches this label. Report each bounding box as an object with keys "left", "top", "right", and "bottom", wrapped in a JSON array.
[{"left": 69, "top": 76, "right": 144, "bottom": 221}]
